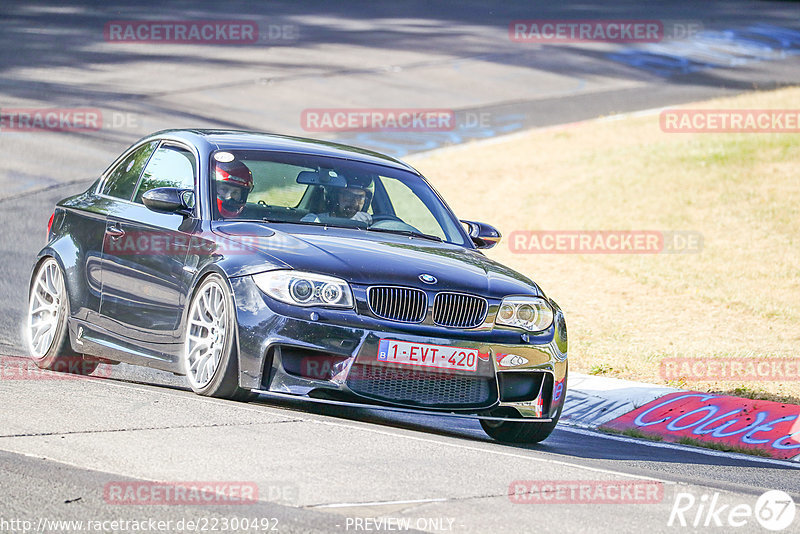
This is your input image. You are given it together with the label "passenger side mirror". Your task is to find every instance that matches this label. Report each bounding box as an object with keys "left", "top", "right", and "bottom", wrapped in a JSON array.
[
  {"left": 142, "top": 187, "right": 195, "bottom": 217},
  {"left": 461, "top": 220, "right": 501, "bottom": 249}
]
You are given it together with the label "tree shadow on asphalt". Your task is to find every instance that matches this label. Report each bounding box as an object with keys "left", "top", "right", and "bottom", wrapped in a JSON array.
[{"left": 3, "top": 0, "right": 799, "bottom": 128}]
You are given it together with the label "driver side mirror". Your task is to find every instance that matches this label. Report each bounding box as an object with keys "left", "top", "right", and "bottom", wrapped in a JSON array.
[
  {"left": 461, "top": 220, "right": 501, "bottom": 249},
  {"left": 142, "top": 187, "right": 195, "bottom": 217}
]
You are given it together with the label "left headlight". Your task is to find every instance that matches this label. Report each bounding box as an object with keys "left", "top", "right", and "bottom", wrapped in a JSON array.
[
  {"left": 252, "top": 270, "right": 354, "bottom": 308},
  {"left": 495, "top": 296, "right": 554, "bottom": 332}
]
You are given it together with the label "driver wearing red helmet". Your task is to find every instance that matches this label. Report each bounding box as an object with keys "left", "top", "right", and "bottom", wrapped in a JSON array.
[{"left": 214, "top": 158, "right": 253, "bottom": 218}]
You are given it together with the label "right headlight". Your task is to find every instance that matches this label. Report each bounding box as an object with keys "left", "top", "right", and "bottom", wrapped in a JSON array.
[
  {"left": 252, "top": 270, "right": 353, "bottom": 308},
  {"left": 495, "top": 296, "right": 553, "bottom": 332}
]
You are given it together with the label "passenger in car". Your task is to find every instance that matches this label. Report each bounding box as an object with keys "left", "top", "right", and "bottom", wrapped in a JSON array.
[{"left": 301, "top": 182, "right": 372, "bottom": 224}]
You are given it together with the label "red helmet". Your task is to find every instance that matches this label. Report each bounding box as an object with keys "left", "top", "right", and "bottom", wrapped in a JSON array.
[{"left": 214, "top": 159, "right": 253, "bottom": 218}]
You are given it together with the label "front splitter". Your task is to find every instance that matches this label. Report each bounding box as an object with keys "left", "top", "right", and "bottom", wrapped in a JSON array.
[{"left": 251, "top": 389, "right": 553, "bottom": 423}]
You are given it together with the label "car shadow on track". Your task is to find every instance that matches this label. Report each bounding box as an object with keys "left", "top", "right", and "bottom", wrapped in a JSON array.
[{"left": 59, "top": 364, "right": 800, "bottom": 473}]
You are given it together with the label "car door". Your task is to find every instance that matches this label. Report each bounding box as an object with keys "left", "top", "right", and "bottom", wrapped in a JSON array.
[
  {"left": 69, "top": 140, "right": 160, "bottom": 325},
  {"left": 98, "top": 141, "right": 197, "bottom": 345}
]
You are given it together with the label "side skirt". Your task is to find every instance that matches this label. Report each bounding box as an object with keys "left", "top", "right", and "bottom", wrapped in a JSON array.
[{"left": 68, "top": 319, "right": 183, "bottom": 374}]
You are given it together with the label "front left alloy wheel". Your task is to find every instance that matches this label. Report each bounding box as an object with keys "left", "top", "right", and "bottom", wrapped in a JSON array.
[{"left": 183, "top": 274, "right": 252, "bottom": 400}]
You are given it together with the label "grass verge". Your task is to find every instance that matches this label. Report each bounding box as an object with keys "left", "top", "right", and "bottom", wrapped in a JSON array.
[
  {"left": 407, "top": 86, "right": 800, "bottom": 404},
  {"left": 601, "top": 426, "right": 773, "bottom": 458}
]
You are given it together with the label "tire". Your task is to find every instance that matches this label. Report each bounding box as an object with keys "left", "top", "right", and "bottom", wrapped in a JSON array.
[
  {"left": 183, "top": 274, "right": 254, "bottom": 401},
  {"left": 480, "top": 408, "right": 561, "bottom": 444},
  {"left": 27, "top": 257, "right": 98, "bottom": 375},
  {"left": 480, "top": 371, "right": 567, "bottom": 444}
]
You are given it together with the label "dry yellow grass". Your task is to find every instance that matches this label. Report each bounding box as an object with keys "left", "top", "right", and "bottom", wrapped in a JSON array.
[{"left": 407, "top": 87, "right": 800, "bottom": 403}]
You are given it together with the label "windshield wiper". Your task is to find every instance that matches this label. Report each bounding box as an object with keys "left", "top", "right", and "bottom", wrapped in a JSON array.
[{"left": 365, "top": 227, "right": 442, "bottom": 242}]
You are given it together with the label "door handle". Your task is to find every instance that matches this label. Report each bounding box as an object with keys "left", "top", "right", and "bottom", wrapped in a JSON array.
[{"left": 106, "top": 224, "right": 125, "bottom": 239}]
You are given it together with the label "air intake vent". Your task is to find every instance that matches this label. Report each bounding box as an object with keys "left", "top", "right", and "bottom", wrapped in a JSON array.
[{"left": 347, "top": 364, "right": 495, "bottom": 408}]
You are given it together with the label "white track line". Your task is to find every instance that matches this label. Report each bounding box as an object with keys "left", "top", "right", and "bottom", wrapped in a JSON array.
[
  {"left": 311, "top": 498, "right": 448, "bottom": 509},
  {"left": 9, "top": 377, "right": 675, "bottom": 483}
]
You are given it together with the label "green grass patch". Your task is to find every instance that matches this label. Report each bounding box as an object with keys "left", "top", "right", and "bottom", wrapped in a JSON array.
[{"left": 675, "top": 436, "right": 773, "bottom": 458}]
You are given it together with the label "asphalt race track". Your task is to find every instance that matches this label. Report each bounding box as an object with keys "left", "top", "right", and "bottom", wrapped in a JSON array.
[{"left": 1, "top": 2, "right": 799, "bottom": 533}]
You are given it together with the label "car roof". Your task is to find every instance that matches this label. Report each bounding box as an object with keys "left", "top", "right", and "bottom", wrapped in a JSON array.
[{"left": 147, "top": 129, "right": 420, "bottom": 175}]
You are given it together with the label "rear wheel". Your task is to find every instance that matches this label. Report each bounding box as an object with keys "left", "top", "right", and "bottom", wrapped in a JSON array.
[
  {"left": 27, "top": 257, "right": 98, "bottom": 375},
  {"left": 183, "top": 274, "right": 253, "bottom": 401}
]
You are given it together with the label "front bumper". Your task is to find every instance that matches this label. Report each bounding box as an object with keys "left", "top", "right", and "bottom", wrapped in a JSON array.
[{"left": 230, "top": 276, "right": 568, "bottom": 420}]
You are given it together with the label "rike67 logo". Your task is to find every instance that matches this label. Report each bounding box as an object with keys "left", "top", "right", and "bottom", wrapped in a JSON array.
[{"left": 669, "top": 490, "right": 796, "bottom": 531}]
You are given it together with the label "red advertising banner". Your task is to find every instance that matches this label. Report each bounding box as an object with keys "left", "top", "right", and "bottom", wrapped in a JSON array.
[{"left": 602, "top": 392, "right": 800, "bottom": 459}]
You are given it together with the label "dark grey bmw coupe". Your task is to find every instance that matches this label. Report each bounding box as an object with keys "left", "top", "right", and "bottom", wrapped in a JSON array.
[{"left": 27, "top": 129, "right": 568, "bottom": 443}]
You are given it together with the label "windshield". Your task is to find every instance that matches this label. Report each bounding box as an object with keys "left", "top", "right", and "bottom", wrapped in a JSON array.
[{"left": 210, "top": 150, "right": 467, "bottom": 245}]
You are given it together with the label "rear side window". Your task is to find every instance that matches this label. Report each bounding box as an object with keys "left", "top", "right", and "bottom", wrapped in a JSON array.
[
  {"left": 101, "top": 141, "right": 158, "bottom": 199},
  {"left": 133, "top": 144, "right": 196, "bottom": 204}
]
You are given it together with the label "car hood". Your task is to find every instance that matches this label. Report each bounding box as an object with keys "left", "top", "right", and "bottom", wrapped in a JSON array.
[{"left": 212, "top": 222, "right": 541, "bottom": 298}]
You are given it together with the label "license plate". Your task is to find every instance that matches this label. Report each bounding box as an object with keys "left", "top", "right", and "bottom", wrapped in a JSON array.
[{"left": 377, "top": 339, "right": 478, "bottom": 372}]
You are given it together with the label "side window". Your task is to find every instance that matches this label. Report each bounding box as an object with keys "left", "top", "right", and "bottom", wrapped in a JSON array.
[
  {"left": 133, "top": 144, "right": 196, "bottom": 204},
  {"left": 101, "top": 141, "right": 158, "bottom": 200}
]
